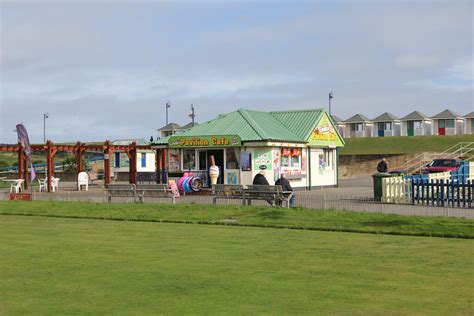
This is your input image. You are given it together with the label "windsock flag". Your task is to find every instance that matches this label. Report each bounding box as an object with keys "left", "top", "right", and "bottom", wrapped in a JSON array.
[{"left": 16, "top": 124, "right": 36, "bottom": 181}]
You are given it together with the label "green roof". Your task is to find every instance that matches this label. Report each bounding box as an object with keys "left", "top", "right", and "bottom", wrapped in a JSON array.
[{"left": 154, "top": 108, "right": 329, "bottom": 145}]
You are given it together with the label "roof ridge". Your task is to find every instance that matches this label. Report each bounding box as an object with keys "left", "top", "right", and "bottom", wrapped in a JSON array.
[
  {"left": 270, "top": 108, "right": 324, "bottom": 114},
  {"left": 238, "top": 109, "right": 268, "bottom": 140}
]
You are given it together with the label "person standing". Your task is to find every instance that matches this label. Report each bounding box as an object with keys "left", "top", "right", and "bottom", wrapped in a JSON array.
[
  {"left": 275, "top": 173, "right": 295, "bottom": 207},
  {"left": 377, "top": 158, "right": 388, "bottom": 173}
]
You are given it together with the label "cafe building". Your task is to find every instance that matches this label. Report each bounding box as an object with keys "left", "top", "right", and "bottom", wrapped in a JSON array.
[{"left": 154, "top": 108, "right": 345, "bottom": 189}]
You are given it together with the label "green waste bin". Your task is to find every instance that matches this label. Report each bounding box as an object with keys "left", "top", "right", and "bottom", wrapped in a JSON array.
[{"left": 372, "top": 173, "right": 399, "bottom": 200}]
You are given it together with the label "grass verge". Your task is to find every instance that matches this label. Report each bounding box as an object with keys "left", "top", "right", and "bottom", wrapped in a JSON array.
[
  {"left": 1, "top": 201, "right": 473, "bottom": 238},
  {"left": 340, "top": 134, "right": 473, "bottom": 155}
]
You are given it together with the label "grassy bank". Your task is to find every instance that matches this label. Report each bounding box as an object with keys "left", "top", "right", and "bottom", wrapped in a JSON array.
[
  {"left": 1, "top": 201, "right": 473, "bottom": 238},
  {"left": 1, "top": 215, "right": 473, "bottom": 314},
  {"left": 340, "top": 134, "right": 473, "bottom": 155}
]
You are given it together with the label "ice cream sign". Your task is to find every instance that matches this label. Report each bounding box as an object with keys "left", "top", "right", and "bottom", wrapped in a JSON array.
[
  {"left": 168, "top": 135, "right": 241, "bottom": 148},
  {"left": 308, "top": 113, "right": 344, "bottom": 147},
  {"left": 253, "top": 149, "right": 272, "bottom": 170}
]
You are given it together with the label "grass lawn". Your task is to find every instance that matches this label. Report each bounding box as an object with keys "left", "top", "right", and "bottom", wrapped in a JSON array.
[
  {"left": 340, "top": 134, "right": 474, "bottom": 155},
  {"left": 1, "top": 214, "right": 473, "bottom": 314},
  {"left": 1, "top": 201, "right": 473, "bottom": 238}
]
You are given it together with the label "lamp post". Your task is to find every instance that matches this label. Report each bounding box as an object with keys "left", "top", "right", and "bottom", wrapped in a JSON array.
[
  {"left": 43, "top": 113, "right": 49, "bottom": 143},
  {"left": 328, "top": 92, "right": 333, "bottom": 115},
  {"left": 165, "top": 101, "right": 171, "bottom": 125},
  {"left": 189, "top": 104, "right": 196, "bottom": 127}
]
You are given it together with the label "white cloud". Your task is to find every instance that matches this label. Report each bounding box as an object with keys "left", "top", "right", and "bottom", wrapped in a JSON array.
[
  {"left": 396, "top": 55, "right": 439, "bottom": 68},
  {"left": 405, "top": 59, "right": 473, "bottom": 92}
]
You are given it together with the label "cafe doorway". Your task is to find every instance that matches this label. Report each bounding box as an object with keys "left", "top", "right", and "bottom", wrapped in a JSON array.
[{"left": 207, "top": 149, "right": 224, "bottom": 184}]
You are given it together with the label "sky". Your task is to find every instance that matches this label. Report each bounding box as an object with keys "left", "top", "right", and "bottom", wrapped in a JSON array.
[{"left": 1, "top": 0, "right": 473, "bottom": 144}]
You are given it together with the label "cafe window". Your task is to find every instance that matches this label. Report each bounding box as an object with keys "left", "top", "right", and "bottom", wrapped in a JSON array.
[
  {"left": 323, "top": 149, "right": 334, "bottom": 170},
  {"left": 182, "top": 149, "right": 196, "bottom": 170},
  {"left": 281, "top": 148, "right": 302, "bottom": 169},
  {"left": 225, "top": 148, "right": 240, "bottom": 169}
]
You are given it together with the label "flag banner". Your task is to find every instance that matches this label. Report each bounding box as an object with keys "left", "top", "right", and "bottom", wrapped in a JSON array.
[{"left": 16, "top": 124, "right": 36, "bottom": 181}]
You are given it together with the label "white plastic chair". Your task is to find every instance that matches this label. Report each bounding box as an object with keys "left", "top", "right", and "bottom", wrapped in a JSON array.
[
  {"left": 10, "top": 179, "right": 24, "bottom": 193},
  {"left": 77, "top": 172, "right": 89, "bottom": 191},
  {"left": 38, "top": 178, "right": 47, "bottom": 192},
  {"left": 51, "top": 178, "right": 60, "bottom": 192}
]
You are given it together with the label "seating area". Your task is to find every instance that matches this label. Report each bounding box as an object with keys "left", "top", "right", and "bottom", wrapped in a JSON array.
[
  {"left": 106, "top": 183, "right": 175, "bottom": 204},
  {"left": 38, "top": 178, "right": 60, "bottom": 192},
  {"left": 213, "top": 184, "right": 293, "bottom": 208}
]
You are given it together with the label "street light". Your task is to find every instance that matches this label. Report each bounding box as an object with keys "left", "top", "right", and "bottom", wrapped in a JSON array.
[
  {"left": 43, "top": 113, "right": 49, "bottom": 143},
  {"left": 165, "top": 101, "right": 171, "bottom": 125},
  {"left": 328, "top": 92, "right": 334, "bottom": 115}
]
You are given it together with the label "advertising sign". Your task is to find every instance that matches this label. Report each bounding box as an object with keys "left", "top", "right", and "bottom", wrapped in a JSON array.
[
  {"left": 169, "top": 135, "right": 241, "bottom": 148},
  {"left": 308, "top": 113, "right": 344, "bottom": 147},
  {"left": 253, "top": 149, "right": 272, "bottom": 171},
  {"left": 10, "top": 193, "right": 32, "bottom": 201},
  {"left": 240, "top": 151, "right": 252, "bottom": 171}
]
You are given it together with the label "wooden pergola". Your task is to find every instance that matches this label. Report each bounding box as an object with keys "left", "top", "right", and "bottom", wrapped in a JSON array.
[{"left": 0, "top": 141, "right": 169, "bottom": 192}]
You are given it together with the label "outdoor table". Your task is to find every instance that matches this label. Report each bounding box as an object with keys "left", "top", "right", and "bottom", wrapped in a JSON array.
[{"left": 3, "top": 179, "right": 25, "bottom": 193}]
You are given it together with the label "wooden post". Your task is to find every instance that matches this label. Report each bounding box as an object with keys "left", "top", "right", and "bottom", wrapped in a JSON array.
[
  {"left": 161, "top": 148, "right": 167, "bottom": 184},
  {"left": 17, "top": 143, "right": 24, "bottom": 187},
  {"left": 155, "top": 149, "right": 161, "bottom": 184},
  {"left": 104, "top": 141, "right": 111, "bottom": 187},
  {"left": 75, "top": 141, "right": 84, "bottom": 173},
  {"left": 127, "top": 142, "right": 137, "bottom": 184},
  {"left": 46, "top": 140, "right": 57, "bottom": 192},
  {"left": 23, "top": 151, "right": 29, "bottom": 190}
]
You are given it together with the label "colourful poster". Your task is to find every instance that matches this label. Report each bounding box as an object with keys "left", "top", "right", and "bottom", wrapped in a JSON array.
[
  {"left": 253, "top": 149, "right": 272, "bottom": 171},
  {"left": 308, "top": 113, "right": 344, "bottom": 147},
  {"left": 241, "top": 151, "right": 252, "bottom": 171},
  {"left": 301, "top": 149, "right": 307, "bottom": 174},
  {"left": 272, "top": 149, "right": 281, "bottom": 181},
  {"left": 169, "top": 149, "right": 181, "bottom": 172},
  {"left": 226, "top": 170, "right": 239, "bottom": 185}
]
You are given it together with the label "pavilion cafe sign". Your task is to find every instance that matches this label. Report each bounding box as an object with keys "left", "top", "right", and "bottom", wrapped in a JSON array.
[{"left": 168, "top": 135, "right": 242, "bottom": 148}]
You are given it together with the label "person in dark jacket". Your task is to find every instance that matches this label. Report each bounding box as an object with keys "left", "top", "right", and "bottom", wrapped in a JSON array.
[
  {"left": 377, "top": 158, "right": 388, "bottom": 173},
  {"left": 253, "top": 171, "right": 269, "bottom": 185},
  {"left": 275, "top": 174, "right": 295, "bottom": 207}
]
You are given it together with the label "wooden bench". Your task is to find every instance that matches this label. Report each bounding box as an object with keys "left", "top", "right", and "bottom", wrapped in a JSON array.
[
  {"left": 106, "top": 184, "right": 137, "bottom": 202},
  {"left": 136, "top": 184, "right": 176, "bottom": 204},
  {"left": 212, "top": 184, "right": 245, "bottom": 205},
  {"left": 244, "top": 185, "right": 293, "bottom": 208}
]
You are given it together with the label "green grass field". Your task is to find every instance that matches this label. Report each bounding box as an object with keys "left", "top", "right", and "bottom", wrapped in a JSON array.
[
  {"left": 340, "top": 134, "right": 473, "bottom": 155},
  {"left": 1, "top": 202, "right": 473, "bottom": 314},
  {"left": 1, "top": 201, "right": 473, "bottom": 238}
]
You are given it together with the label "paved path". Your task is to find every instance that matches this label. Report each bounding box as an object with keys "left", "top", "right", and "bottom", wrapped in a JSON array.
[{"left": 1, "top": 177, "right": 471, "bottom": 218}]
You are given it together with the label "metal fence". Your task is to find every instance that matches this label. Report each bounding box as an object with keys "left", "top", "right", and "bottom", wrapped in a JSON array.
[{"left": 1, "top": 189, "right": 472, "bottom": 218}]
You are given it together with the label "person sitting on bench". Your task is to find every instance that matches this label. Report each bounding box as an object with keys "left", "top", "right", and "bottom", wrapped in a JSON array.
[
  {"left": 253, "top": 171, "right": 269, "bottom": 185},
  {"left": 275, "top": 173, "right": 295, "bottom": 207}
]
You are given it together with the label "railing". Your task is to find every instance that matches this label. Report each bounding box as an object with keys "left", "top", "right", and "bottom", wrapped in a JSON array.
[
  {"left": 382, "top": 163, "right": 473, "bottom": 208},
  {"left": 412, "top": 179, "right": 473, "bottom": 208},
  {"left": 399, "top": 142, "right": 474, "bottom": 175},
  {"left": 0, "top": 156, "right": 104, "bottom": 173}
]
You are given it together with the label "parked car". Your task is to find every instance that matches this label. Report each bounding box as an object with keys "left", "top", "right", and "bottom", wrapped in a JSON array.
[{"left": 423, "top": 159, "right": 462, "bottom": 174}]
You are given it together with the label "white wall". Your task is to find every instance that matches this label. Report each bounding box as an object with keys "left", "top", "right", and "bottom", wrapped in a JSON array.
[
  {"left": 466, "top": 118, "right": 473, "bottom": 134},
  {"left": 113, "top": 151, "right": 156, "bottom": 173},
  {"left": 309, "top": 148, "right": 337, "bottom": 187}
]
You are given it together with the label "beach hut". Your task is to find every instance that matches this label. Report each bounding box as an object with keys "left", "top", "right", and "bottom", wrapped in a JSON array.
[
  {"left": 344, "top": 114, "right": 373, "bottom": 138},
  {"left": 401, "top": 111, "right": 433, "bottom": 136},
  {"left": 431, "top": 109, "right": 465, "bottom": 136},
  {"left": 371, "top": 112, "right": 401, "bottom": 137}
]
